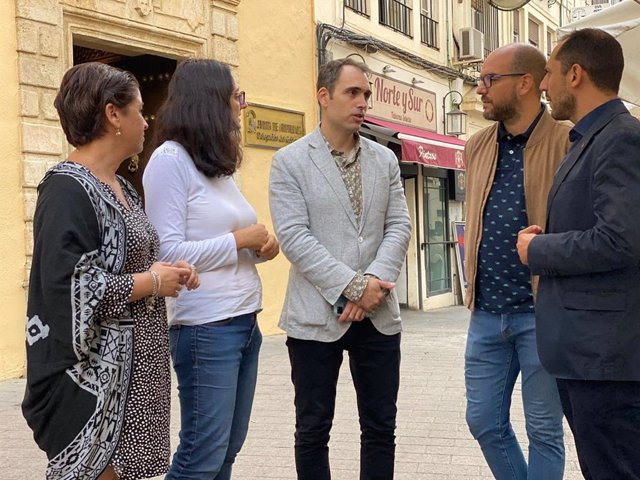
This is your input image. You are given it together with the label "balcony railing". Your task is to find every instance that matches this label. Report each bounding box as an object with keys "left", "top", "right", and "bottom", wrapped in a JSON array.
[
  {"left": 420, "top": 13, "right": 438, "bottom": 49},
  {"left": 345, "top": 0, "right": 369, "bottom": 17},
  {"left": 379, "top": 0, "right": 412, "bottom": 37}
]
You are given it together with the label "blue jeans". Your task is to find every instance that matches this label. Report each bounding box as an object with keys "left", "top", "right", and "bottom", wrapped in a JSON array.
[
  {"left": 166, "top": 312, "right": 262, "bottom": 480},
  {"left": 464, "top": 310, "right": 564, "bottom": 480}
]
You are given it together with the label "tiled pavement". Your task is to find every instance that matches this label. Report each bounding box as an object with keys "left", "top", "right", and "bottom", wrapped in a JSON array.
[{"left": 0, "top": 306, "right": 582, "bottom": 479}]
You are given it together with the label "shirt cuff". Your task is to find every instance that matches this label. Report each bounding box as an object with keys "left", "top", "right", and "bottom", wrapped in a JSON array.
[{"left": 343, "top": 272, "right": 369, "bottom": 302}]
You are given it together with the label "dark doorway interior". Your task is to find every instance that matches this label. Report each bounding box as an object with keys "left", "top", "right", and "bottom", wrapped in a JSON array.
[{"left": 73, "top": 45, "right": 178, "bottom": 201}]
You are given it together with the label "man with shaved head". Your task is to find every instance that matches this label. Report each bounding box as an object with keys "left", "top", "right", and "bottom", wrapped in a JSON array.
[{"left": 463, "top": 43, "right": 569, "bottom": 479}]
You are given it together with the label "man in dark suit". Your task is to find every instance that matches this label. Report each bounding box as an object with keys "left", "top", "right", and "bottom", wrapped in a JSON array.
[{"left": 517, "top": 28, "right": 640, "bottom": 479}]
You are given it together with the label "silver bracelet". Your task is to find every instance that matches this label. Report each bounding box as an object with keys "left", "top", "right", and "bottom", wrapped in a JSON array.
[
  {"left": 150, "top": 270, "right": 160, "bottom": 297},
  {"left": 146, "top": 270, "right": 161, "bottom": 310}
]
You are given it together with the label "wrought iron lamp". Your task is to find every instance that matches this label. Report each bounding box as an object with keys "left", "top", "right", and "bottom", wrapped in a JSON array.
[{"left": 442, "top": 90, "right": 467, "bottom": 137}]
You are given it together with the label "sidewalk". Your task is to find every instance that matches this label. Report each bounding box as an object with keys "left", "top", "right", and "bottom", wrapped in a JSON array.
[{"left": 0, "top": 307, "right": 582, "bottom": 479}]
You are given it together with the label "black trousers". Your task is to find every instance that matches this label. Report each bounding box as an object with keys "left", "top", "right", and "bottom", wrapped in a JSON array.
[
  {"left": 287, "top": 319, "right": 401, "bottom": 480},
  {"left": 556, "top": 378, "right": 640, "bottom": 480}
]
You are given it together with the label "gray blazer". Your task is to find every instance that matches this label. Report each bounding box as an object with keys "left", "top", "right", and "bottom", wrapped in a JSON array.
[{"left": 269, "top": 127, "right": 411, "bottom": 341}]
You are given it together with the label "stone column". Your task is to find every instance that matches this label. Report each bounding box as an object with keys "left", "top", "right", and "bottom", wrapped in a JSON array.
[{"left": 211, "top": 0, "right": 240, "bottom": 66}]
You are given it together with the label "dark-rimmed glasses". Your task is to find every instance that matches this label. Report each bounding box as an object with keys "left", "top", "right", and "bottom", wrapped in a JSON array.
[
  {"left": 478, "top": 73, "right": 526, "bottom": 89},
  {"left": 235, "top": 90, "right": 247, "bottom": 107}
]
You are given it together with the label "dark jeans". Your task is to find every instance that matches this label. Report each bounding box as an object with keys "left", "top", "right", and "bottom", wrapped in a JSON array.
[
  {"left": 286, "top": 319, "right": 401, "bottom": 480},
  {"left": 556, "top": 378, "right": 640, "bottom": 480}
]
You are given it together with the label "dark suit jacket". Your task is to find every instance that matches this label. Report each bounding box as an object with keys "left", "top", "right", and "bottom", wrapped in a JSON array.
[{"left": 528, "top": 100, "right": 640, "bottom": 381}]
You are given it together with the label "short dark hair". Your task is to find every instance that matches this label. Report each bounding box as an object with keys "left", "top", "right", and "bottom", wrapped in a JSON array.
[
  {"left": 153, "top": 58, "right": 242, "bottom": 178},
  {"left": 317, "top": 58, "right": 370, "bottom": 94},
  {"left": 54, "top": 62, "right": 139, "bottom": 147},
  {"left": 556, "top": 28, "right": 624, "bottom": 94},
  {"left": 511, "top": 43, "right": 547, "bottom": 90}
]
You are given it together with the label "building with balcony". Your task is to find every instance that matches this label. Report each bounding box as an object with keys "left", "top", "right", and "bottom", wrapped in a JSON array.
[{"left": 0, "top": 0, "right": 579, "bottom": 379}]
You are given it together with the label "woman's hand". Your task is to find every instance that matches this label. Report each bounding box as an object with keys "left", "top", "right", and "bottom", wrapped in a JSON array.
[
  {"left": 149, "top": 261, "right": 192, "bottom": 297},
  {"left": 256, "top": 234, "right": 280, "bottom": 261},
  {"left": 172, "top": 260, "right": 200, "bottom": 290},
  {"left": 232, "top": 224, "right": 269, "bottom": 251}
]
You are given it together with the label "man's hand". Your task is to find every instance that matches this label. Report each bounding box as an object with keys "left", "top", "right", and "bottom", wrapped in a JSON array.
[
  {"left": 338, "top": 301, "right": 367, "bottom": 323},
  {"left": 357, "top": 278, "right": 395, "bottom": 312},
  {"left": 517, "top": 225, "right": 543, "bottom": 265}
]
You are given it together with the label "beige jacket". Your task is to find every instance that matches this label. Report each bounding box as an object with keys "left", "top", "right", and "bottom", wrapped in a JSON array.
[{"left": 464, "top": 110, "right": 571, "bottom": 309}]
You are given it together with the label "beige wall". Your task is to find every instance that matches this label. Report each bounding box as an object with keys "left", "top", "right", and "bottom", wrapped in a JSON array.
[
  {"left": 0, "top": 0, "right": 315, "bottom": 378},
  {"left": 0, "top": 1, "right": 28, "bottom": 380},
  {"left": 237, "top": 0, "right": 317, "bottom": 334}
]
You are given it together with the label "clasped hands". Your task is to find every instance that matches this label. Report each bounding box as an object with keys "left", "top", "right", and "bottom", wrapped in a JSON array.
[
  {"left": 149, "top": 260, "right": 200, "bottom": 298},
  {"left": 338, "top": 277, "right": 395, "bottom": 323},
  {"left": 233, "top": 224, "right": 280, "bottom": 261},
  {"left": 516, "top": 225, "right": 543, "bottom": 265}
]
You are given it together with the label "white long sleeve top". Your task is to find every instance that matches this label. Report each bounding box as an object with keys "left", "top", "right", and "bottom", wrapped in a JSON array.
[{"left": 143, "top": 140, "right": 262, "bottom": 326}]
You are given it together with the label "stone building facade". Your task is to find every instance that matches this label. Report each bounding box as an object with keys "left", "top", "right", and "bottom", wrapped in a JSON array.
[{"left": 1, "top": 0, "right": 317, "bottom": 379}]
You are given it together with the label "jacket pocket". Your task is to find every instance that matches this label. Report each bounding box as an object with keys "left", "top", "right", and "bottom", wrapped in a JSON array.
[
  {"left": 384, "top": 288, "right": 401, "bottom": 319},
  {"left": 562, "top": 290, "right": 626, "bottom": 311}
]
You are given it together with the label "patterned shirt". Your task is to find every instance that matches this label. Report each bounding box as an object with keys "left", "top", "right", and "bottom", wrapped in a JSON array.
[
  {"left": 475, "top": 107, "right": 545, "bottom": 314},
  {"left": 322, "top": 133, "right": 369, "bottom": 301}
]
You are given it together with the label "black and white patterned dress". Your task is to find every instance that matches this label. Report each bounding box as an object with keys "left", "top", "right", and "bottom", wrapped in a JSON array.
[{"left": 23, "top": 161, "right": 170, "bottom": 480}]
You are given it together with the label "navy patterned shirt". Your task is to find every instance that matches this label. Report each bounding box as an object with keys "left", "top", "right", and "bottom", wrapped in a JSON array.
[{"left": 475, "top": 107, "right": 545, "bottom": 314}]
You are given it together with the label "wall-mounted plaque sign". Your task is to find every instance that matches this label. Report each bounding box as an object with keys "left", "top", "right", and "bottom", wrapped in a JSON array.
[{"left": 243, "top": 103, "right": 306, "bottom": 149}]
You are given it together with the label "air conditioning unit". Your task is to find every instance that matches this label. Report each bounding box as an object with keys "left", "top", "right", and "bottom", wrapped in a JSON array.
[{"left": 459, "top": 27, "right": 484, "bottom": 62}]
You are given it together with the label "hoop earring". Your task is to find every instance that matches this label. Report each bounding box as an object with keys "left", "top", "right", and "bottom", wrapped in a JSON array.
[{"left": 116, "top": 128, "right": 122, "bottom": 136}]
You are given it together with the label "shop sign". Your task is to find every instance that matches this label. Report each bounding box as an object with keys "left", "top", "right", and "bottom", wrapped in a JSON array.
[
  {"left": 401, "top": 139, "right": 465, "bottom": 170},
  {"left": 368, "top": 73, "right": 437, "bottom": 132},
  {"left": 243, "top": 103, "right": 306, "bottom": 149}
]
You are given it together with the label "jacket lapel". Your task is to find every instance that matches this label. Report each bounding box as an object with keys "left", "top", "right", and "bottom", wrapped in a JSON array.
[
  {"left": 545, "top": 144, "right": 583, "bottom": 219},
  {"left": 308, "top": 129, "right": 359, "bottom": 230},
  {"left": 359, "top": 141, "right": 379, "bottom": 234},
  {"left": 545, "top": 101, "right": 629, "bottom": 219}
]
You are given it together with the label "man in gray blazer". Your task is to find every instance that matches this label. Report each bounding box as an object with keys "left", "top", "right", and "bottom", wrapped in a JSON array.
[{"left": 269, "top": 58, "right": 411, "bottom": 480}]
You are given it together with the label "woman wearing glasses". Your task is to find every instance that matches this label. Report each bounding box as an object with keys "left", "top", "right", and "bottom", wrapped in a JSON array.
[{"left": 143, "top": 59, "right": 279, "bottom": 479}]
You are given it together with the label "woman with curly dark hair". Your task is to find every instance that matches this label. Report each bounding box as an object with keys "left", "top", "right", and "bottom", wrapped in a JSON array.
[
  {"left": 143, "top": 58, "right": 279, "bottom": 479},
  {"left": 22, "top": 62, "right": 199, "bottom": 480}
]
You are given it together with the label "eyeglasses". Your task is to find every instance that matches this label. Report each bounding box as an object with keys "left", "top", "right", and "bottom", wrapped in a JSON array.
[
  {"left": 235, "top": 90, "right": 247, "bottom": 107},
  {"left": 477, "top": 73, "right": 527, "bottom": 89}
]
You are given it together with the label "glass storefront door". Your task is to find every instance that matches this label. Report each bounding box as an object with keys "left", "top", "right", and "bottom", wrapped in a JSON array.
[{"left": 423, "top": 174, "right": 451, "bottom": 296}]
